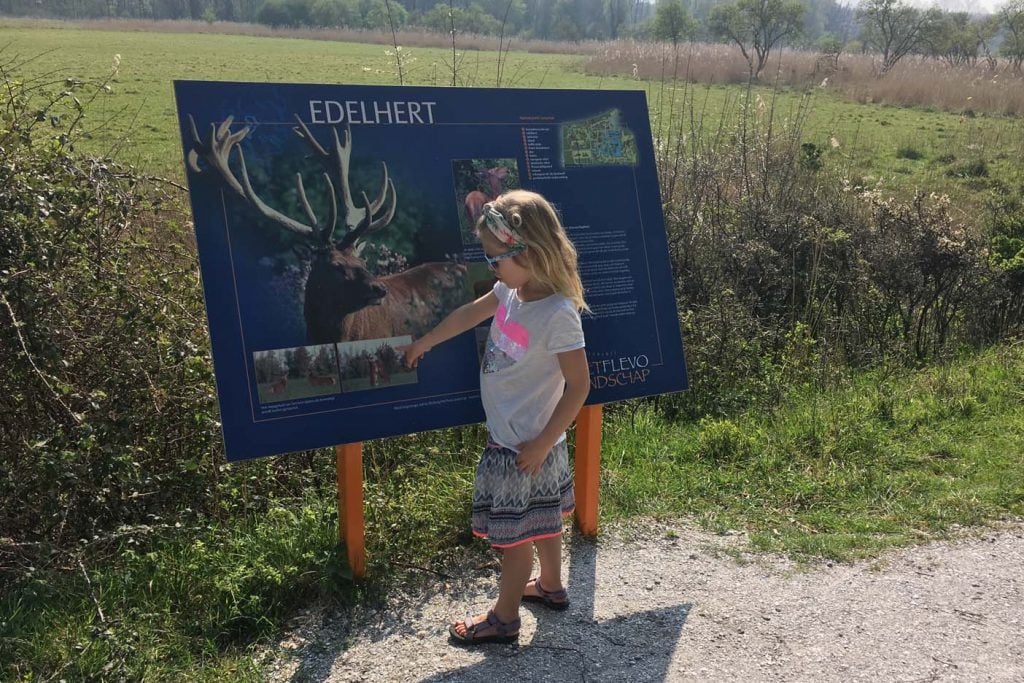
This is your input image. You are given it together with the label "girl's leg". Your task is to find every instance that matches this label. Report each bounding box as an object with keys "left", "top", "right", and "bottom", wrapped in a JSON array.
[
  {"left": 493, "top": 541, "right": 534, "bottom": 622},
  {"left": 449, "top": 541, "right": 532, "bottom": 638},
  {"left": 533, "top": 533, "right": 564, "bottom": 591}
]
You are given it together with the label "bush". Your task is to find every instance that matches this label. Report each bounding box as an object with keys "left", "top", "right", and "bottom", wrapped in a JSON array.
[
  {"left": 653, "top": 87, "right": 1021, "bottom": 420},
  {"left": 0, "top": 76, "right": 224, "bottom": 565},
  {"left": 947, "top": 158, "right": 989, "bottom": 178},
  {"left": 697, "top": 418, "right": 753, "bottom": 462},
  {"left": 896, "top": 146, "right": 924, "bottom": 160}
]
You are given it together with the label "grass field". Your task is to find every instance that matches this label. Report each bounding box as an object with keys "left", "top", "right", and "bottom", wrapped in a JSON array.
[
  {"left": 5, "top": 343, "right": 1022, "bottom": 680},
  {"left": 341, "top": 371, "right": 417, "bottom": 392},
  {"left": 256, "top": 376, "right": 340, "bottom": 403},
  {"left": 4, "top": 24, "right": 1022, "bottom": 214},
  {"left": 4, "top": 22, "right": 1024, "bottom": 681}
]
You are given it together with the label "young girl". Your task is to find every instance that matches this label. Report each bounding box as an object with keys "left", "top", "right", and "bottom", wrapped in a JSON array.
[{"left": 403, "top": 190, "right": 589, "bottom": 645}]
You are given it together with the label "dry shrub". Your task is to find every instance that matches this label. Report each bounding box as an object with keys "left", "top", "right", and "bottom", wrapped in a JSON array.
[
  {"left": 835, "top": 56, "right": 1024, "bottom": 117},
  {"left": 586, "top": 41, "right": 1024, "bottom": 117},
  {"left": 654, "top": 85, "right": 1023, "bottom": 419}
]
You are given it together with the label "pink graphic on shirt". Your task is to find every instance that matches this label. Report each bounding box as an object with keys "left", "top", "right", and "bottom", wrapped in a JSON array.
[{"left": 493, "top": 303, "right": 529, "bottom": 361}]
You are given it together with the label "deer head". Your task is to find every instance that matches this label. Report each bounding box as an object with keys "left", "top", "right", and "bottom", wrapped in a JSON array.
[
  {"left": 479, "top": 165, "right": 509, "bottom": 198},
  {"left": 187, "top": 114, "right": 399, "bottom": 342}
]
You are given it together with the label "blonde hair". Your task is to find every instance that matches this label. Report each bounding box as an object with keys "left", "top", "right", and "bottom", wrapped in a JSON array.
[{"left": 478, "top": 190, "right": 589, "bottom": 313}]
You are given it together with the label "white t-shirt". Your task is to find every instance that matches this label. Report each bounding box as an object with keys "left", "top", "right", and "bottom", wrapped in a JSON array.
[{"left": 480, "top": 281, "right": 585, "bottom": 451}]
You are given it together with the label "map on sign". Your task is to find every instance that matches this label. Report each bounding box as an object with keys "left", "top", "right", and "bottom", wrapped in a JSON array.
[{"left": 561, "top": 109, "right": 638, "bottom": 167}]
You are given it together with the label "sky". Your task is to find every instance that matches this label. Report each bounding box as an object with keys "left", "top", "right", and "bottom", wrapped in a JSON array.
[{"left": 888, "top": 0, "right": 1003, "bottom": 13}]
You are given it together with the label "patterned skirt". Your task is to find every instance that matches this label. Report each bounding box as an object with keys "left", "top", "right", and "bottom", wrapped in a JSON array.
[{"left": 471, "top": 440, "right": 575, "bottom": 548}]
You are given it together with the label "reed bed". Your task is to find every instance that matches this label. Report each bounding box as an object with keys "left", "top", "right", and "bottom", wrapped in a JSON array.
[{"left": 587, "top": 40, "right": 1024, "bottom": 117}]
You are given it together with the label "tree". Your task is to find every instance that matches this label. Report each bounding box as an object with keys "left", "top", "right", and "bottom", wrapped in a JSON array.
[
  {"left": 362, "top": 0, "right": 408, "bottom": 29},
  {"left": 857, "top": 0, "right": 940, "bottom": 75},
  {"left": 709, "top": 0, "right": 805, "bottom": 79},
  {"left": 920, "top": 11, "right": 985, "bottom": 68},
  {"left": 607, "top": 0, "right": 628, "bottom": 39},
  {"left": 255, "top": 351, "right": 284, "bottom": 383},
  {"left": 292, "top": 345, "right": 312, "bottom": 378},
  {"left": 550, "top": 0, "right": 588, "bottom": 41},
  {"left": 309, "top": 0, "right": 359, "bottom": 26},
  {"left": 652, "top": 0, "right": 696, "bottom": 46},
  {"left": 1001, "top": 0, "right": 1024, "bottom": 73},
  {"left": 313, "top": 346, "right": 336, "bottom": 375},
  {"left": 258, "top": 0, "right": 293, "bottom": 25},
  {"left": 921, "top": 11, "right": 959, "bottom": 65},
  {"left": 480, "top": 0, "right": 526, "bottom": 35},
  {"left": 421, "top": 1, "right": 496, "bottom": 34}
]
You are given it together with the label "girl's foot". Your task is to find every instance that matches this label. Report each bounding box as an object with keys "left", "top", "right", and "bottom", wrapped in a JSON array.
[
  {"left": 522, "top": 576, "right": 570, "bottom": 610},
  {"left": 448, "top": 610, "right": 520, "bottom": 645}
]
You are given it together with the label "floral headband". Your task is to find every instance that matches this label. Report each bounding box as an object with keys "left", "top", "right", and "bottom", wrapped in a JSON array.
[{"left": 482, "top": 202, "right": 526, "bottom": 249}]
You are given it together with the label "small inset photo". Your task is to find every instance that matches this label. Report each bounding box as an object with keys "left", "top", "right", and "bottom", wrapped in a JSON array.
[
  {"left": 254, "top": 344, "right": 340, "bottom": 404},
  {"left": 337, "top": 335, "right": 417, "bottom": 392},
  {"left": 467, "top": 261, "right": 497, "bottom": 301},
  {"left": 451, "top": 158, "right": 520, "bottom": 244}
]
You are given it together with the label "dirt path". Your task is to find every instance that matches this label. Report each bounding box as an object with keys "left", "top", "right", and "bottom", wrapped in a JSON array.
[{"left": 266, "top": 520, "right": 1024, "bottom": 682}]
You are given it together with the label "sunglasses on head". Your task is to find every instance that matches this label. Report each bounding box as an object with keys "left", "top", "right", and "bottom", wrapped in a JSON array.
[{"left": 483, "top": 245, "right": 525, "bottom": 269}]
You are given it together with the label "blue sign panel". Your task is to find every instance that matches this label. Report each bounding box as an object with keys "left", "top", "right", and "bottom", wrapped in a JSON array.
[{"left": 174, "top": 81, "right": 687, "bottom": 461}]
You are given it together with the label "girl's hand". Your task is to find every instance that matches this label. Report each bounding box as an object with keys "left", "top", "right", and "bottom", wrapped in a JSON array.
[
  {"left": 515, "top": 439, "right": 551, "bottom": 475},
  {"left": 399, "top": 340, "right": 430, "bottom": 368}
]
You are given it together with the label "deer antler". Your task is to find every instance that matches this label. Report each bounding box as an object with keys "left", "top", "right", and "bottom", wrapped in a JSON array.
[
  {"left": 188, "top": 113, "right": 394, "bottom": 250},
  {"left": 187, "top": 114, "right": 249, "bottom": 197},
  {"left": 188, "top": 114, "right": 336, "bottom": 240},
  {"left": 291, "top": 116, "right": 397, "bottom": 251}
]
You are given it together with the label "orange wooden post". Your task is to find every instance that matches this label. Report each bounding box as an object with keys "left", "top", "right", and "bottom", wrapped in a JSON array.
[
  {"left": 336, "top": 442, "right": 366, "bottom": 578},
  {"left": 574, "top": 404, "right": 603, "bottom": 536}
]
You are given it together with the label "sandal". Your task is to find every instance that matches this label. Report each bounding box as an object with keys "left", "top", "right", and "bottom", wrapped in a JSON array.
[
  {"left": 522, "top": 576, "right": 570, "bottom": 611},
  {"left": 448, "top": 610, "right": 520, "bottom": 645}
]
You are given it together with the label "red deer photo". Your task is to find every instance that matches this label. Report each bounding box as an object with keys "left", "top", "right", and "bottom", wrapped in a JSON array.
[
  {"left": 254, "top": 344, "right": 340, "bottom": 404},
  {"left": 451, "top": 158, "right": 519, "bottom": 245},
  {"left": 307, "top": 372, "right": 336, "bottom": 387},
  {"left": 337, "top": 336, "right": 416, "bottom": 393},
  {"left": 187, "top": 114, "right": 470, "bottom": 346}
]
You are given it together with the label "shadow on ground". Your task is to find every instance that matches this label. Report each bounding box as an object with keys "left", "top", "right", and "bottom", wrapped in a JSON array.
[{"left": 288, "top": 530, "right": 691, "bottom": 682}]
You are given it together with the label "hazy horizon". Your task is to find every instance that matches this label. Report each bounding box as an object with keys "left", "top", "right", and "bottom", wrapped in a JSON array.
[{"left": 867, "top": 0, "right": 1004, "bottom": 14}]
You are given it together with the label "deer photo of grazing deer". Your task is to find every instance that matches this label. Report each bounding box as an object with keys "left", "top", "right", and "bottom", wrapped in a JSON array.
[
  {"left": 452, "top": 158, "right": 519, "bottom": 244},
  {"left": 463, "top": 165, "right": 509, "bottom": 226},
  {"left": 187, "top": 114, "right": 469, "bottom": 346},
  {"left": 337, "top": 335, "right": 415, "bottom": 393},
  {"left": 367, "top": 357, "right": 389, "bottom": 387},
  {"left": 270, "top": 376, "right": 288, "bottom": 394},
  {"left": 254, "top": 343, "right": 340, "bottom": 404},
  {"left": 306, "top": 372, "right": 337, "bottom": 387}
]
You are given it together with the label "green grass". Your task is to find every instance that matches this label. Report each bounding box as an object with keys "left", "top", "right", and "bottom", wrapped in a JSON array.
[
  {"left": 599, "top": 343, "right": 1024, "bottom": 560},
  {"left": 3, "top": 24, "right": 1022, "bottom": 213},
  {"left": 257, "top": 376, "right": 341, "bottom": 402},
  {"left": 4, "top": 23, "right": 1024, "bottom": 680},
  {"left": 1, "top": 425, "right": 490, "bottom": 680},
  {"left": 5, "top": 345, "right": 1023, "bottom": 678},
  {"left": 341, "top": 370, "right": 417, "bottom": 391},
  {"left": 2, "top": 498, "right": 344, "bottom": 680}
]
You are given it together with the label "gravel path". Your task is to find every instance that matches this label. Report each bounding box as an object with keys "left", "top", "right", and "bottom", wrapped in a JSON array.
[{"left": 267, "top": 520, "right": 1024, "bottom": 682}]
